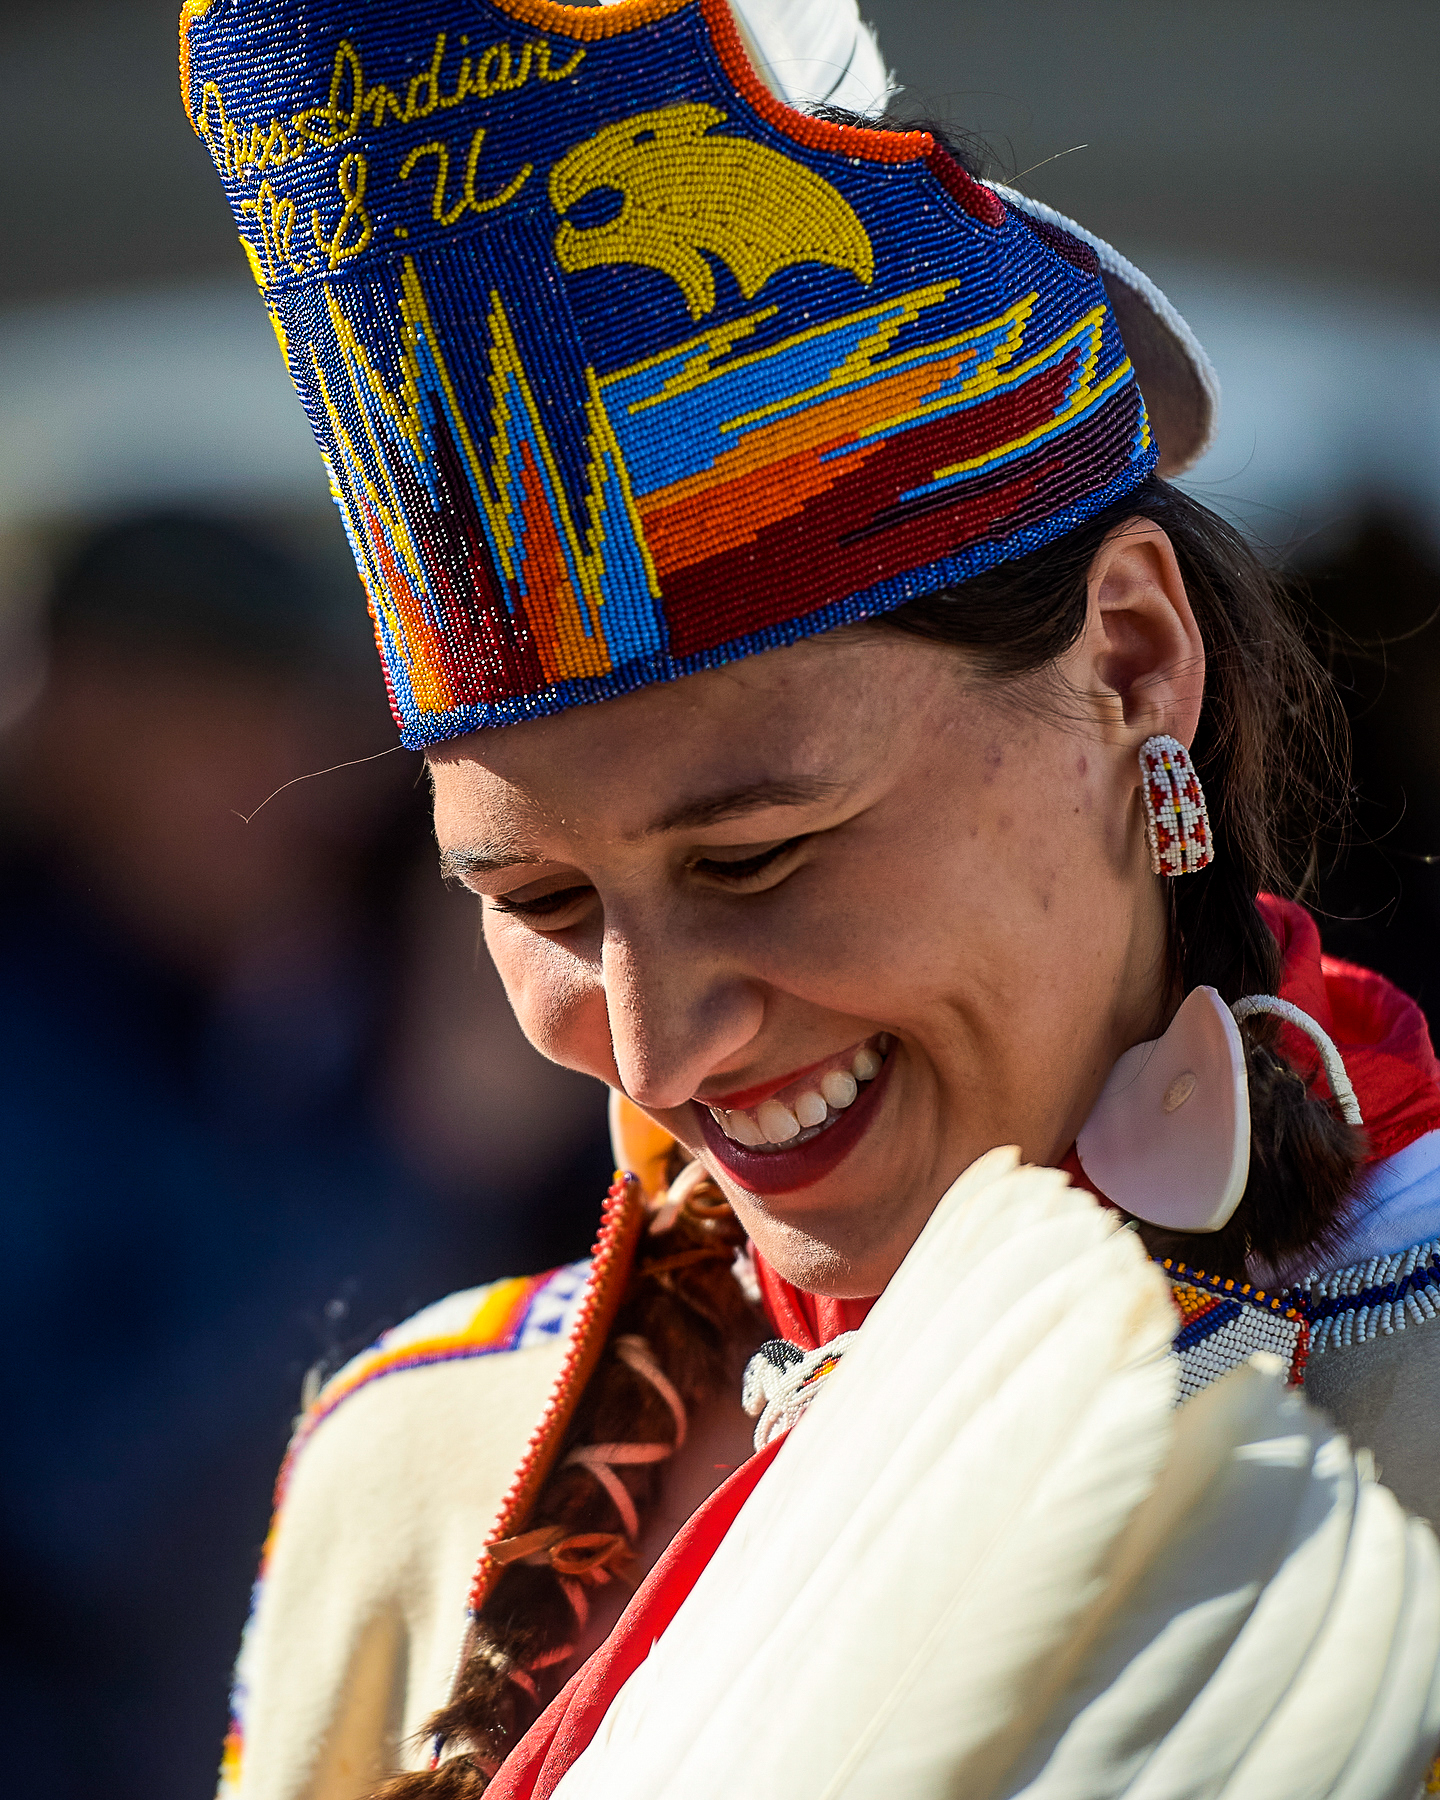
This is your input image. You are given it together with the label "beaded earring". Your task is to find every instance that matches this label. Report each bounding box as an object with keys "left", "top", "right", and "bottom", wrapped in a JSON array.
[{"left": 1139, "top": 734, "right": 1213, "bottom": 876}]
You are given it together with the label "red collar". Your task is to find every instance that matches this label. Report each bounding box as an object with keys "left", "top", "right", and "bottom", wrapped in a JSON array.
[
  {"left": 754, "top": 896, "right": 1440, "bottom": 1349},
  {"left": 1257, "top": 894, "right": 1440, "bottom": 1162}
]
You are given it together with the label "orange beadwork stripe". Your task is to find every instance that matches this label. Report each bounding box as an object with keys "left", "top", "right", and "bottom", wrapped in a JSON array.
[
  {"left": 1160, "top": 1257, "right": 1307, "bottom": 1322},
  {"left": 461, "top": 0, "right": 934, "bottom": 178},
  {"left": 447, "top": 0, "right": 693, "bottom": 43},
  {"left": 246, "top": 1270, "right": 557, "bottom": 1595},
  {"left": 469, "top": 1173, "right": 648, "bottom": 1613},
  {"left": 694, "top": 0, "right": 930, "bottom": 165},
  {"left": 180, "top": 0, "right": 941, "bottom": 167},
  {"left": 696, "top": 0, "right": 1001, "bottom": 221}
]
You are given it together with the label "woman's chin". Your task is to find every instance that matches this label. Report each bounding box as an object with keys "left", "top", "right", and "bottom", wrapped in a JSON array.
[{"left": 687, "top": 1055, "right": 935, "bottom": 1291}]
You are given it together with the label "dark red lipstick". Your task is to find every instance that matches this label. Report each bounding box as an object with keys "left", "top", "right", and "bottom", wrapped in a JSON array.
[{"left": 695, "top": 1048, "right": 893, "bottom": 1195}]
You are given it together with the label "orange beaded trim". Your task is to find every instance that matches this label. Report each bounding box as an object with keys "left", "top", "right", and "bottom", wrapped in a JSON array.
[
  {"left": 1159, "top": 1257, "right": 1307, "bottom": 1321},
  {"left": 180, "top": 0, "right": 962, "bottom": 188}
]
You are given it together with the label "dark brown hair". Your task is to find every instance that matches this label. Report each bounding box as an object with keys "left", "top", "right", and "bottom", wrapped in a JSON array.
[{"left": 837, "top": 104, "right": 1365, "bottom": 1271}]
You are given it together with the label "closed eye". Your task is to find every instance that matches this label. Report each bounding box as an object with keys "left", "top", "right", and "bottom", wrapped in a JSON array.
[
  {"left": 690, "top": 835, "right": 808, "bottom": 885},
  {"left": 487, "top": 883, "right": 593, "bottom": 921},
  {"left": 483, "top": 835, "right": 809, "bottom": 925}
]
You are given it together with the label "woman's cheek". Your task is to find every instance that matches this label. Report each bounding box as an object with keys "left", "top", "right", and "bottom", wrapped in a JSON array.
[{"left": 485, "top": 916, "right": 613, "bottom": 1077}]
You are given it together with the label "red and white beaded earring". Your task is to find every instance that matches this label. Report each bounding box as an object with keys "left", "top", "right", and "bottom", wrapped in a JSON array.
[{"left": 1139, "top": 735, "right": 1213, "bottom": 876}]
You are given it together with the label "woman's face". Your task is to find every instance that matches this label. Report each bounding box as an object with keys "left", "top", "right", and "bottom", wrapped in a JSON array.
[{"left": 430, "top": 520, "right": 1203, "bottom": 1294}]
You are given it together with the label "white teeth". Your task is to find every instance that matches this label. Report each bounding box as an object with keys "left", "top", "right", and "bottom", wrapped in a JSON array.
[
  {"left": 756, "top": 1099, "right": 801, "bottom": 1143},
  {"left": 708, "top": 1040, "right": 891, "bottom": 1151},
  {"left": 820, "top": 1069, "right": 858, "bottom": 1110},
  {"left": 794, "top": 1090, "right": 828, "bottom": 1129},
  {"left": 724, "top": 1109, "right": 767, "bottom": 1147}
]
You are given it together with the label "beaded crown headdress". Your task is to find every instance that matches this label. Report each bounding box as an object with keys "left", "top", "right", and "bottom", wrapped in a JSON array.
[{"left": 181, "top": 0, "right": 1217, "bottom": 748}]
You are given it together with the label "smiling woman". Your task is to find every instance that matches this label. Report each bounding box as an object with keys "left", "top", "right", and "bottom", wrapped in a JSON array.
[
  {"left": 185, "top": 0, "right": 1440, "bottom": 1794},
  {"left": 432, "top": 593, "right": 1172, "bottom": 1295}
]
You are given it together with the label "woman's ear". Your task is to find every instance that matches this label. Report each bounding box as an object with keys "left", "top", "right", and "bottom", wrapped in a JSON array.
[{"left": 1072, "top": 517, "right": 1205, "bottom": 749}]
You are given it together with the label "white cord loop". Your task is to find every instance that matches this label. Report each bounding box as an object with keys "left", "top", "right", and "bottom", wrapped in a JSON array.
[{"left": 1230, "top": 995, "right": 1363, "bottom": 1127}]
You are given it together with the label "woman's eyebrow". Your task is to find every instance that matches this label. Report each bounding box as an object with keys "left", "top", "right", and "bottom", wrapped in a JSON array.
[
  {"left": 439, "top": 845, "right": 546, "bottom": 878},
  {"left": 648, "top": 777, "right": 844, "bottom": 835},
  {"left": 439, "top": 779, "right": 843, "bottom": 874}
]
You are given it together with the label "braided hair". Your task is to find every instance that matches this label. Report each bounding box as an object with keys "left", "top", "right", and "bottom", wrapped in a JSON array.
[{"left": 367, "top": 1155, "right": 760, "bottom": 1796}]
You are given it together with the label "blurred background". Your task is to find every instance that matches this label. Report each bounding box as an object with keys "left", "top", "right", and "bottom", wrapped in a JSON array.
[{"left": 0, "top": 1, "right": 1436, "bottom": 1795}]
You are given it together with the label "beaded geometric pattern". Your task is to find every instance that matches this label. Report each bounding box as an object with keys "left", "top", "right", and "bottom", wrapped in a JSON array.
[
  {"left": 1139, "top": 735, "right": 1213, "bottom": 877},
  {"left": 1161, "top": 1261, "right": 1310, "bottom": 1404},
  {"left": 1306, "top": 1235, "right": 1440, "bottom": 1355},
  {"left": 181, "top": 0, "right": 1156, "bottom": 748},
  {"left": 298, "top": 1259, "right": 590, "bottom": 1442}
]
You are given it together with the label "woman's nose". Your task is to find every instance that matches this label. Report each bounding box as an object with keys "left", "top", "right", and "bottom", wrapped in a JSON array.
[{"left": 601, "top": 916, "right": 761, "bottom": 1111}]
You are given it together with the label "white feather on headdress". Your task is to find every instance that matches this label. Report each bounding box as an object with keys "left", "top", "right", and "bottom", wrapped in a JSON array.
[
  {"left": 724, "top": 0, "right": 895, "bottom": 114},
  {"left": 601, "top": 0, "right": 895, "bottom": 115}
]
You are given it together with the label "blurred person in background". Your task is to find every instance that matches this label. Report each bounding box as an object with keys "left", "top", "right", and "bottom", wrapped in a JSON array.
[
  {"left": 0, "top": 513, "right": 608, "bottom": 1800},
  {"left": 1309, "top": 516, "right": 1440, "bottom": 1013}
]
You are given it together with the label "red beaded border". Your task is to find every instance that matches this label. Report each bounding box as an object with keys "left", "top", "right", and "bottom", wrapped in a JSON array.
[
  {"left": 467, "top": 1172, "right": 648, "bottom": 1613},
  {"left": 1163, "top": 1258, "right": 1311, "bottom": 1388}
]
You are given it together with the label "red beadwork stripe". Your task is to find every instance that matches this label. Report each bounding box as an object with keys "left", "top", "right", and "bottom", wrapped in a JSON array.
[
  {"left": 924, "top": 144, "right": 1008, "bottom": 228},
  {"left": 659, "top": 379, "right": 1136, "bottom": 656},
  {"left": 1164, "top": 1263, "right": 1312, "bottom": 1388}
]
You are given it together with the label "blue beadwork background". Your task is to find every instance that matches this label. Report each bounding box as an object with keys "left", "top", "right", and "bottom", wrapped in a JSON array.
[{"left": 184, "top": 0, "right": 1153, "bottom": 744}]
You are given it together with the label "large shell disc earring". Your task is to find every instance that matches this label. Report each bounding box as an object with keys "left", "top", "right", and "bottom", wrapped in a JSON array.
[{"left": 1140, "top": 735, "right": 1213, "bottom": 876}]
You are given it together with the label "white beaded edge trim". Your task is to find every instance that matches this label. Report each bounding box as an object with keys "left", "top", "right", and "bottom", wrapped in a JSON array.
[
  {"left": 1230, "top": 994, "right": 1363, "bottom": 1126},
  {"left": 1307, "top": 1236, "right": 1440, "bottom": 1355},
  {"left": 985, "top": 181, "right": 1221, "bottom": 471}
]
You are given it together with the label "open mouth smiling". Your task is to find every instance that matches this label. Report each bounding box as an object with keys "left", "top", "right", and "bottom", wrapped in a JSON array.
[{"left": 693, "top": 1034, "right": 895, "bottom": 1195}]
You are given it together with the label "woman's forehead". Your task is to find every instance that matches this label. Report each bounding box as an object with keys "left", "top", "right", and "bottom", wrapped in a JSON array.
[{"left": 427, "top": 633, "right": 955, "bottom": 844}]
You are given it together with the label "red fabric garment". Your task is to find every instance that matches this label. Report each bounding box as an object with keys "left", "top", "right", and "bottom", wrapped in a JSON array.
[
  {"left": 484, "top": 1437, "right": 785, "bottom": 1800},
  {"left": 1257, "top": 894, "right": 1440, "bottom": 1162},
  {"left": 752, "top": 1256, "right": 877, "bottom": 1352}
]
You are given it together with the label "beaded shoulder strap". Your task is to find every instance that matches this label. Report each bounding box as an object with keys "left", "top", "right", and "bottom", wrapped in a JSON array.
[
  {"left": 1306, "top": 1237, "right": 1440, "bottom": 1356},
  {"left": 1157, "top": 1259, "right": 1311, "bottom": 1402}
]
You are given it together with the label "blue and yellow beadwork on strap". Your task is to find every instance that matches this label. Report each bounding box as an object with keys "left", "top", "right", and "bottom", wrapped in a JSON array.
[{"left": 182, "top": 0, "right": 1156, "bottom": 747}]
